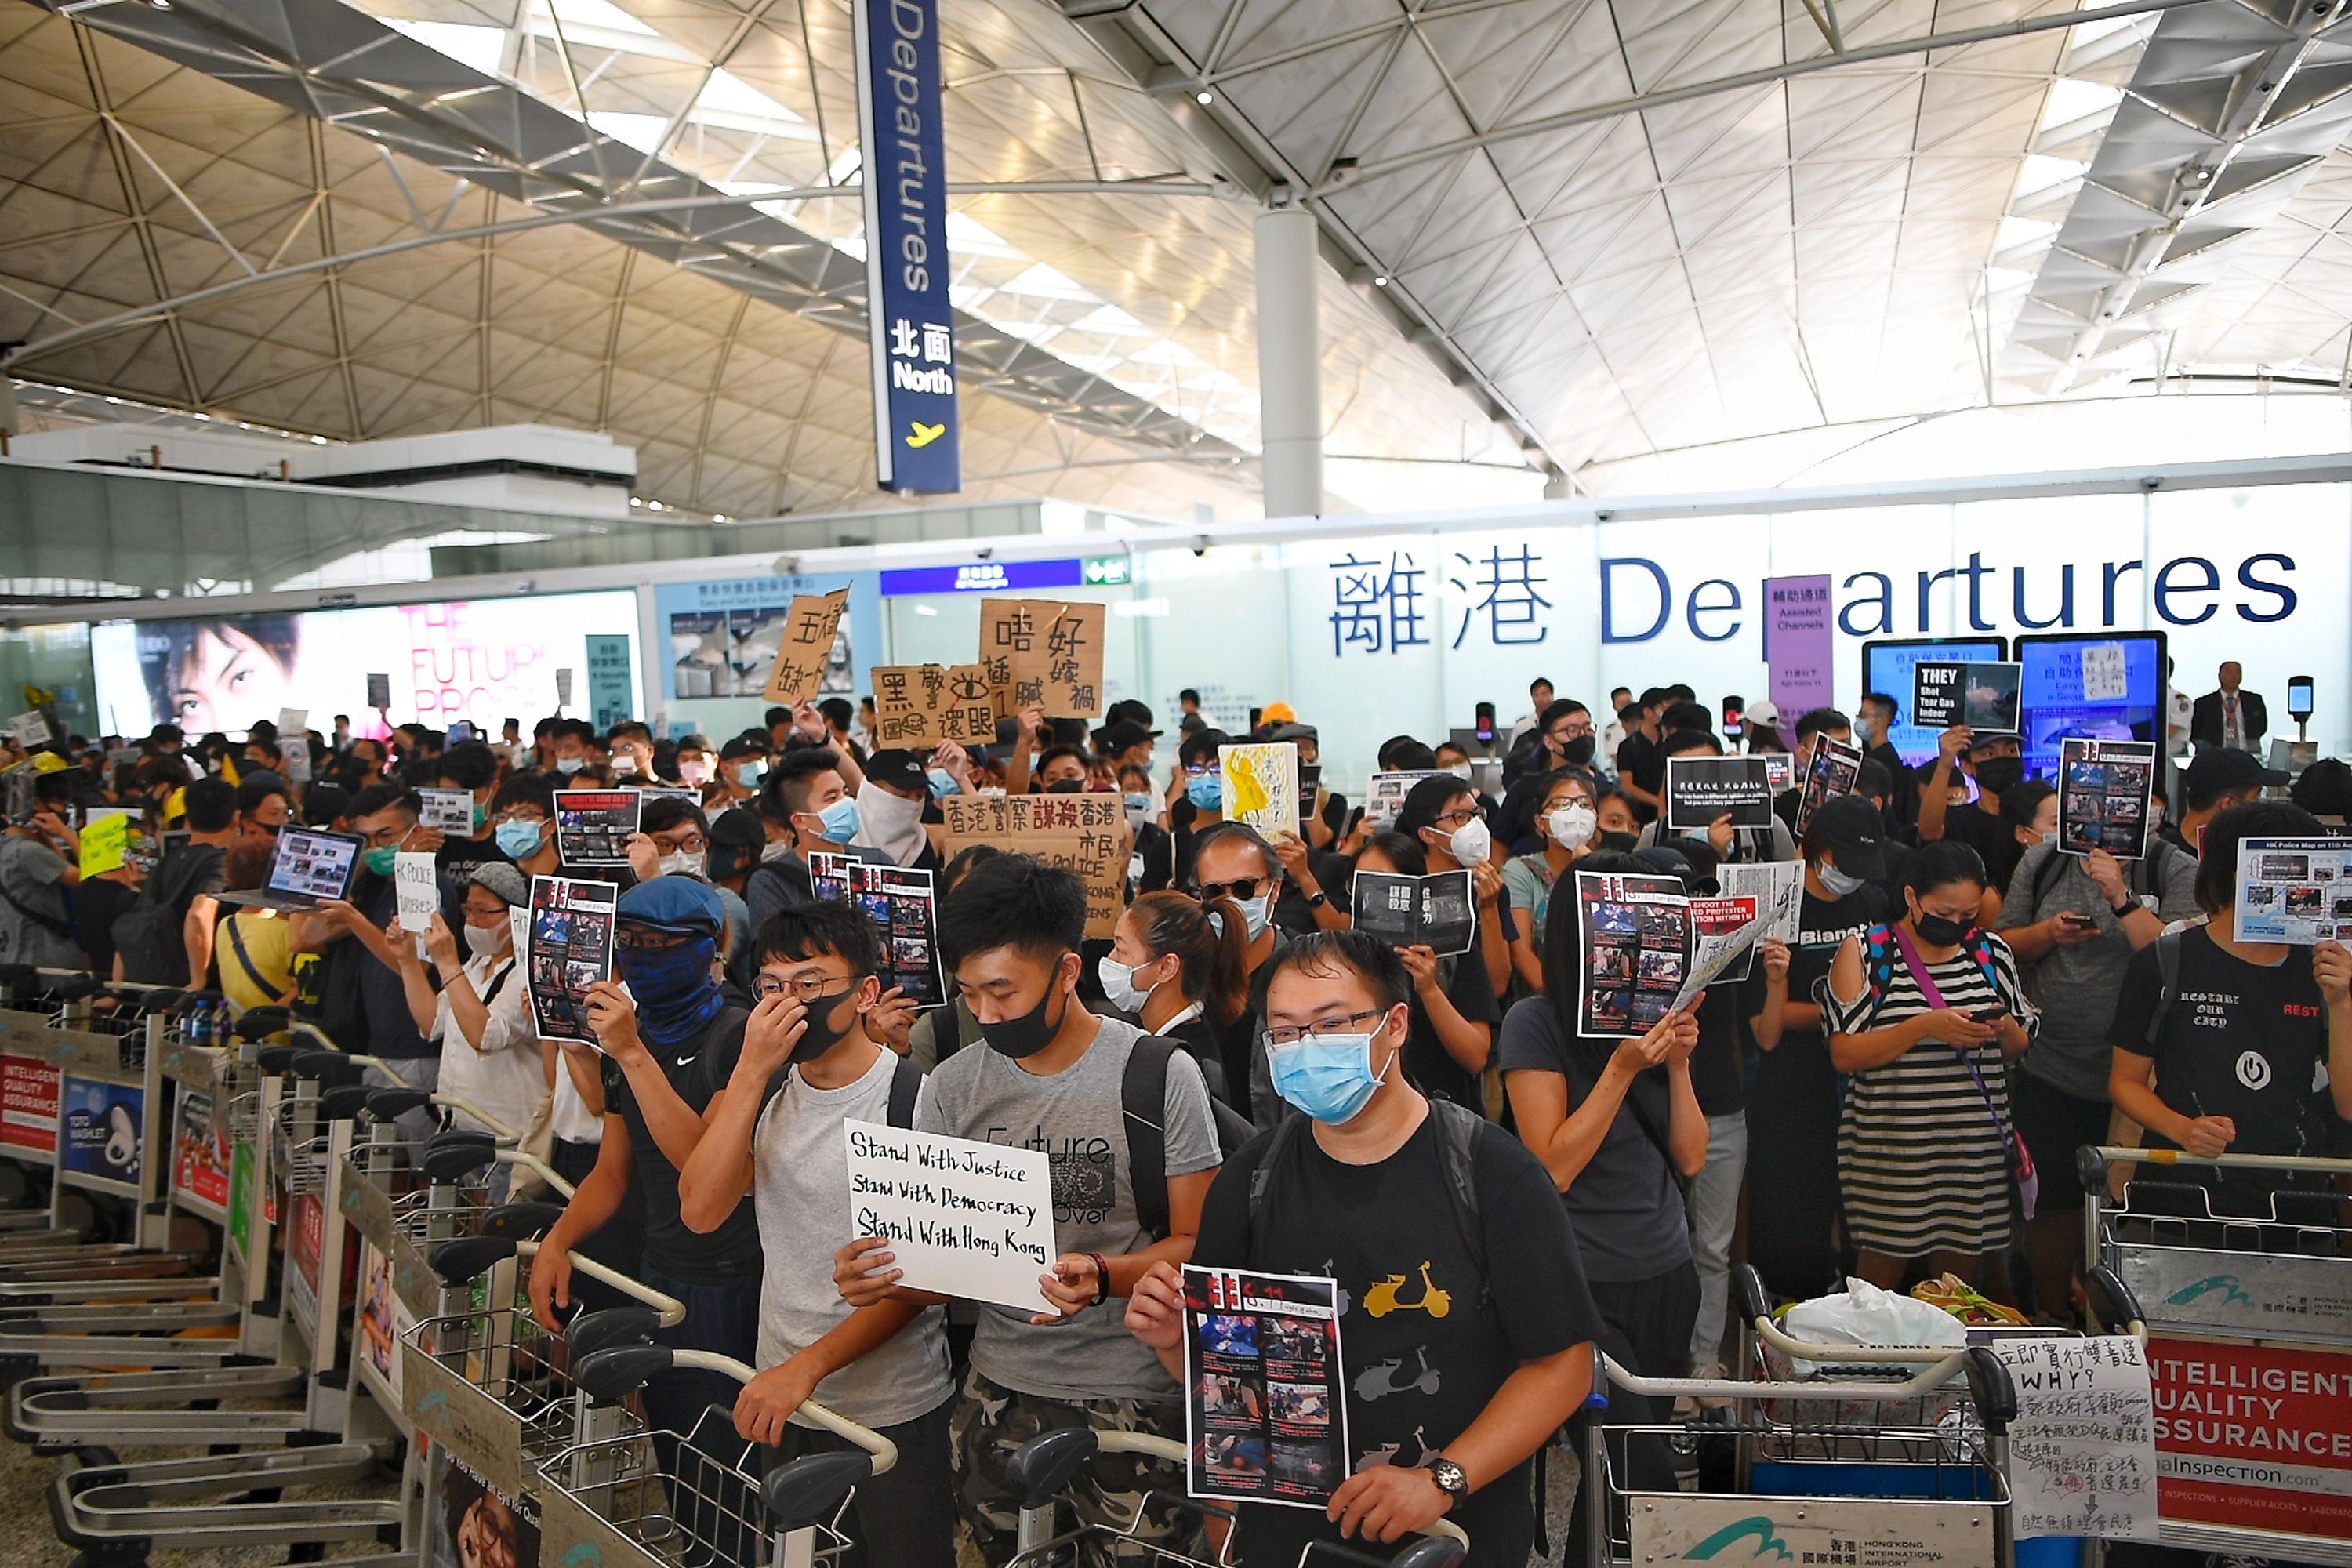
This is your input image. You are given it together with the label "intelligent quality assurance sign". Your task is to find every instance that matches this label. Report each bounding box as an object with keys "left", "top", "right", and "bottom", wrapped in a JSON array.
[{"left": 856, "top": 0, "right": 960, "bottom": 493}]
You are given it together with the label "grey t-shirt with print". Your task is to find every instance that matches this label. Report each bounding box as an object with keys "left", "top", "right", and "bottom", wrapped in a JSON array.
[
  {"left": 916, "top": 1013, "right": 1221, "bottom": 1403},
  {"left": 755, "top": 1047, "right": 953, "bottom": 1430}
]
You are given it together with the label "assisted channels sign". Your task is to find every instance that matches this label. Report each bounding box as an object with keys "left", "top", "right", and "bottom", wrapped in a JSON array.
[{"left": 854, "top": 0, "right": 958, "bottom": 492}]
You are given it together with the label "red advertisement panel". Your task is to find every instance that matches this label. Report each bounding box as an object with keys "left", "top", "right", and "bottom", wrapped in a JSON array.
[
  {"left": 2149, "top": 1334, "right": 2352, "bottom": 1540},
  {"left": 1, "top": 1054, "right": 59, "bottom": 1154}
]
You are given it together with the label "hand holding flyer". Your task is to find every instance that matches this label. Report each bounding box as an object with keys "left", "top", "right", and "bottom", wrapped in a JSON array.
[
  {"left": 1182, "top": 1266, "right": 1350, "bottom": 1511},
  {"left": 524, "top": 876, "right": 618, "bottom": 1044}
]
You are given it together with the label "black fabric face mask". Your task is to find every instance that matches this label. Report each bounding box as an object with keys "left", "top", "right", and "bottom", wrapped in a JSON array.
[
  {"left": 1596, "top": 830, "right": 1640, "bottom": 854},
  {"left": 1913, "top": 910, "right": 1973, "bottom": 947},
  {"left": 791, "top": 987, "right": 862, "bottom": 1063},
  {"left": 984, "top": 968, "right": 1069, "bottom": 1059},
  {"left": 1973, "top": 757, "right": 2025, "bottom": 794},
  {"left": 1560, "top": 735, "right": 1596, "bottom": 766}
]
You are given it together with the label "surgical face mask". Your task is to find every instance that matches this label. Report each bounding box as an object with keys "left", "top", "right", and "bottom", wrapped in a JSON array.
[
  {"left": 677, "top": 757, "right": 713, "bottom": 786},
  {"left": 495, "top": 818, "right": 546, "bottom": 859},
  {"left": 656, "top": 849, "right": 707, "bottom": 880},
  {"left": 463, "top": 921, "right": 504, "bottom": 959},
  {"left": 1097, "top": 954, "right": 1157, "bottom": 1014},
  {"left": 554, "top": 755, "right": 585, "bottom": 775},
  {"left": 1973, "top": 757, "right": 2025, "bottom": 795},
  {"left": 1123, "top": 793, "right": 1153, "bottom": 831},
  {"left": 815, "top": 796, "right": 861, "bottom": 844},
  {"left": 1185, "top": 773, "right": 1222, "bottom": 811},
  {"left": 611, "top": 753, "right": 637, "bottom": 775},
  {"left": 927, "top": 768, "right": 960, "bottom": 799},
  {"left": 1547, "top": 802, "right": 1597, "bottom": 850},
  {"left": 1234, "top": 893, "right": 1272, "bottom": 942},
  {"left": 1817, "top": 858, "right": 1867, "bottom": 898},
  {"left": 1448, "top": 815, "right": 1491, "bottom": 866},
  {"left": 1445, "top": 761, "right": 1472, "bottom": 781},
  {"left": 362, "top": 844, "right": 400, "bottom": 877},
  {"left": 982, "top": 970, "right": 1068, "bottom": 1060},
  {"left": 2038, "top": 829, "right": 2059, "bottom": 848},
  {"left": 1269, "top": 1030, "right": 1391, "bottom": 1125},
  {"left": 735, "top": 761, "right": 764, "bottom": 789},
  {"left": 1853, "top": 715, "right": 1875, "bottom": 743},
  {"left": 1913, "top": 908, "right": 1974, "bottom": 947}
]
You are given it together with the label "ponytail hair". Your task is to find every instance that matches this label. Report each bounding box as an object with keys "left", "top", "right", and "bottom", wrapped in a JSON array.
[{"left": 1131, "top": 889, "right": 1250, "bottom": 1027}]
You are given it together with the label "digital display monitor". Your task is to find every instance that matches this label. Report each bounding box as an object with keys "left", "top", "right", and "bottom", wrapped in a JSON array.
[
  {"left": 1861, "top": 637, "right": 2009, "bottom": 766},
  {"left": 2015, "top": 632, "right": 2169, "bottom": 782}
]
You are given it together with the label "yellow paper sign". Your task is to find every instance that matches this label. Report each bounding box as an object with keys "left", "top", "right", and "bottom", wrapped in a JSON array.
[{"left": 80, "top": 814, "right": 128, "bottom": 877}]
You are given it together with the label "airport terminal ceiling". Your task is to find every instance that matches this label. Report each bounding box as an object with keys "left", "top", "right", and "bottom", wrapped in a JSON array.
[{"left": 7, "top": 0, "right": 2352, "bottom": 521}]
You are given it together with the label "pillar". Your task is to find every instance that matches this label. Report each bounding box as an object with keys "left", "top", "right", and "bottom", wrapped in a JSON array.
[{"left": 1254, "top": 205, "right": 1323, "bottom": 519}]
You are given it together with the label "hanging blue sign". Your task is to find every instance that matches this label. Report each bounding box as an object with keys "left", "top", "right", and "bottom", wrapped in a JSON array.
[
  {"left": 879, "top": 559, "right": 1086, "bottom": 597},
  {"left": 855, "top": 0, "right": 960, "bottom": 494}
]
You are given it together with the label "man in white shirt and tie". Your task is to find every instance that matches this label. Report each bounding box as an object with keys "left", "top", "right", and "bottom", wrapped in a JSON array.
[{"left": 2191, "top": 662, "right": 2269, "bottom": 754}]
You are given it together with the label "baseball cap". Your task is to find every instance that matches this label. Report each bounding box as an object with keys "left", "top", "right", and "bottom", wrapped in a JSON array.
[
  {"left": 615, "top": 875, "right": 724, "bottom": 935},
  {"left": 1261, "top": 702, "right": 1298, "bottom": 725},
  {"left": 2185, "top": 747, "right": 2287, "bottom": 801},
  {"left": 467, "top": 862, "right": 528, "bottom": 908},
  {"left": 1808, "top": 793, "right": 1887, "bottom": 880},
  {"left": 862, "top": 748, "right": 927, "bottom": 794},
  {"left": 1266, "top": 722, "right": 1319, "bottom": 746},
  {"left": 1744, "top": 699, "right": 1781, "bottom": 728},
  {"left": 1100, "top": 720, "right": 1158, "bottom": 754}
]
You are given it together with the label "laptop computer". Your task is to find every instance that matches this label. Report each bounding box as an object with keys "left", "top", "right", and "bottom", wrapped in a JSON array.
[{"left": 216, "top": 826, "right": 366, "bottom": 913}]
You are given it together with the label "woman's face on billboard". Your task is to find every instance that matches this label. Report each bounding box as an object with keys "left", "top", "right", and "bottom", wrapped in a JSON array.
[{"left": 170, "top": 625, "right": 294, "bottom": 732}]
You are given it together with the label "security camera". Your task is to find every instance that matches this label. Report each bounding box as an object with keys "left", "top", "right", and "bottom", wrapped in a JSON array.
[
  {"left": 1192, "top": 534, "right": 1210, "bottom": 557},
  {"left": 975, "top": 546, "right": 994, "bottom": 561},
  {"left": 1595, "top": 509, "right": 1613, "bottom": 522},
  {"left": 771, "top": 554, "right": 802, "bottom": 575}
]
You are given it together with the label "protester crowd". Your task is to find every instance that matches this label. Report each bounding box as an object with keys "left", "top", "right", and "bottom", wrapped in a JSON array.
[{"left": 0, "top": 661, "right": 2343, "bottom": 1568}]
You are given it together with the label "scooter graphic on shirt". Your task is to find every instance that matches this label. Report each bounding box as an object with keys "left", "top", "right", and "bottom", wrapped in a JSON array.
[
  {"left": 1363, "top": 1261, "right": 1450, "bottom": 1319},
  {"left": 1354, "top": 1345, "right": 1441, "bottom": 1403}
]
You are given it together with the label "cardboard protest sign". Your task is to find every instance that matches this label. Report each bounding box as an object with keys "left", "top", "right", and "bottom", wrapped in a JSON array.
[
  {"left": 844, "top": 1120, "right": 1055, "bottom": 1314},
  {"left": 2234, "top": 836, "right": 2352, "bottom": 944},
  {"left": 1572, "top": 870, "right": 1689, "bottom": 1038},
  {"left": 524, "top": 876, "right": 617, "bottom": 1045},
  {"left": 553, "top": 790, "right": 641, "bottom": 867},
  {"left": 1183, "top": 1266, "right": 1350, "bottom": 1512},
  {"left": 871, "top": 663, "right": 995, "bottom": 746},
  {"left": 416, "top": 788, "right": 476, "bottom": 837},
  {"left": 942, "top": 793, "right": 1127, "bottom": 938},
  {"left": 1347, "top": 869, "right": 1475, "bottom": 956},
  {"left": 761, "top": 589, "right": 851, "bottom": 707},
  {"left": 1664, "top": 755, "right": 1775, "bottom": 831},
  {"left": 1912, "top": 660, "right": 2023, "bottom": 732},
  {"left": 978, "top": 598, "right": 1106, "bottom": 718},
  {"left": 1035, "top": 601, "right": 1106, "bottom": 717},
  {"left": 2058, "top": 738, "right": 2155, "bottom": 861},
  {"left": 1219, "top": 742, "right": 1299, "bottom": 837},
  {"left": 1791, "top": 737, "right": 1864, "bottom": 837}
]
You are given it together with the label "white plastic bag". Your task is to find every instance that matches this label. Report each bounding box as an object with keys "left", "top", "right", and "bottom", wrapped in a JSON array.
[{"left": 1780, "top": 1276, "right": 1967, "bottom": 1376}]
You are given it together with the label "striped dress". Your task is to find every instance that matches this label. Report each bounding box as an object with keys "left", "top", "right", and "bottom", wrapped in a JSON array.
[{"left": 1820, "top": 935, "right": 2040, "bottom": 1258}]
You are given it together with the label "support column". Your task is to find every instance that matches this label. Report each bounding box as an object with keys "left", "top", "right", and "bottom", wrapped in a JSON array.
[
  {"left": 1254, "top": 205, "right": 1323, "bottom": 519},
  {"left": 1543, "top": 470, "right": 1573, "bottom": 500}
]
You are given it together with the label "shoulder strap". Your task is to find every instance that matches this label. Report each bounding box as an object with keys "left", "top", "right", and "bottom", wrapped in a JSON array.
[
  {"left": 1962, "top": 929, "right": 2004, "bottom": 996},
  {"left": 1861, "top": 923, "right": 1897, "bottom": 1006},
  {"left": 887, "top": 1052, "right": 922, "bottom": 1129},
  {"left": 0, "top": 869, "right": 74, "bottom": 941},
  {"left": 2029, "top": 848, "right": 2067, "bottom": 913},
  {"left": 1423, "top": 1099, "right": 1488, "bottom": 1280},
  {"left": 222, "top": 916, "right": 274, "bottom": 995},
  {"left": 2148, "top": 928, "right": 2185, "bottom": 1047},
  {"left": 1246, "top": 1113, "right": 1312, "bottom": 1242},
  {"left": 1123, "top": 1033, "right": 1175, "bottom": 1240},
  {"left": 478, "top": 959, "right": 515, "bottom": 1007}
]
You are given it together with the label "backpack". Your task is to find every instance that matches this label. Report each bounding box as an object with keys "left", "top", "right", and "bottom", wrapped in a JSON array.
[
  {"left": 2024, "top": 838, "right": 2180, "bottom": 920},
  {"left": 111, "top": 845, "right": 221, "bottom": 985},
  {"left": 2141, "top": 927, "right": 2187, "bottom": 1047},
  {"left": 1125, "top": 1033, "right": 1258, "bottom": 1240},
  {"left": 1857, "top": 921, "right": 2003, "bottom": 1011},
  {"left": 760, "top": 1050, "right": 922, "bottom": 1129},
  {"left": 1244, "top": 1096, "right": 1490, "bottom": 1298}
]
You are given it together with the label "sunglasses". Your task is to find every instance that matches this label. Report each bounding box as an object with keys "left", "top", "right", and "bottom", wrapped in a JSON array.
[{"left": 1192, "top": 875, "right": 1269, "bottom": 904}]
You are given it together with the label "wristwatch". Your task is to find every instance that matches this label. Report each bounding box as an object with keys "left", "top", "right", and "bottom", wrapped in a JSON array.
[
  {"left": 1305, "top": 889, "right": 1328, "bottom": 909},
  {"left": 2110, "top": 898, "right": 2138, "bottom": 920},
  {"left": 1427, "top": 1456, "right": 1468, "bottom": 1504}
]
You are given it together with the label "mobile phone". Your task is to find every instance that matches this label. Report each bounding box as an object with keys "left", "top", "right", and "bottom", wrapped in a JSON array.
[
  {"left": 1968, "top": 1007, "right": 2009, "bottom": 1025},
  {"left": 2057, "top": 913, "right": 2098, "bottom": 934}
]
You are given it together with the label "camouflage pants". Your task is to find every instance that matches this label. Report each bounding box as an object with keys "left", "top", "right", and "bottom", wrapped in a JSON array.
[{"left": 949, "top": 1364, "right": 1196, "bottom": 1566}]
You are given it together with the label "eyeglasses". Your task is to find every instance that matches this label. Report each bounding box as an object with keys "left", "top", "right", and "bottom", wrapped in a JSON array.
[
  {"left": 1548, "top": 722, "right": 1592, "bottom": 740},
  {"left": 360, "top": 822, "right": 415, "bottom": 848},
  {"left": 1192, "top": 875, "right": 1269, "bottom": 903},
  {"left": 1264, "top": 1007, "right": 1392, "bottom": 1047},
  {"left": 752, "top": 972, "right": 857, "bottom": 1002},
  {"left": 652, "top": 832, "right": 707, "bottom": 854},
  {"left": 1432, "top": 807, "right": 1480, "bottom": 829}
]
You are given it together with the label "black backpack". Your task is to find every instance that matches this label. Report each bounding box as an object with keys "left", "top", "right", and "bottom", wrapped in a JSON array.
[
  {"left": 111, "top": 845, "right": 221, "bottom": 985},
  {"left": 759, "top": 1051, "right": 922, "bottom": 1129},
  {"left": 1125, "top": 1033, "right": 1258, "bottom": 1240}
]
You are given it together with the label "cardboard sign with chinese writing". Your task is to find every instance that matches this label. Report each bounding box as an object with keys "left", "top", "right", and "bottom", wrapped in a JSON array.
[
  {"left": 978, "top": 598, "right": 1106, "bottom": 718},
  {"left": 871, "top": 663, "right": 994, "bottom": 746},
  {"left": 941, "top": 793, "right": 1127, "bottom": 937},
  {"left": 762, "top": 590, "right": 851, "bottom": 707}
]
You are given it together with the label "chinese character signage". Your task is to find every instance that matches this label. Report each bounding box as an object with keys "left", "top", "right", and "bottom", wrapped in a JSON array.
[
  {"left": 762, "top": 590, "right": 851, "bottom": 707},
  {"left": 585, "top": 633, "right": 633, "bottom": 729},
  {"left": 855, "top": 0, "right": 959, "bottom": 492},
  {"left": 941, "top": 793, "right": 1127, "bottom": 936},
  {"left": 1764, "top": 574, "right": 1834, "bottom": 717},
  {"left": 978, "top": 598, "right": 1105, "bottom": 718},
  {"left": 870, "top": 662, "right": 993, "bottom": 745}
]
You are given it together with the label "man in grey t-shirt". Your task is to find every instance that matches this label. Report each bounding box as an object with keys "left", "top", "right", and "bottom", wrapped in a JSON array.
[{"left": 838, "top": 856, "right": 1221, "bottom": 1563}]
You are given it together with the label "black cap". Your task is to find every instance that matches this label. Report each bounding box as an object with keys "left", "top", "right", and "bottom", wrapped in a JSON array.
[
  {"left": 1100, "top": 719, "right": 1158, "bottom": 754},
  {"left": 2185, "top": 747, "right": 2286, "bottom": 800},
  {"left": 1809, "top": 793, "right": 1887, "bottom": 880},
  {"left": 863, "top": 748, "right": 927, "bottom": 793}
]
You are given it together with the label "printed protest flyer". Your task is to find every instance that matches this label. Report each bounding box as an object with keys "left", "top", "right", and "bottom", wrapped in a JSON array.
[
  {"left": 553, "top": 790, "right": 640, "bottom": 866},
  {"left": 1347, "top": 869, "right": 1474, "bottom": 956},
  {"left": 524, "top": 876, "right": 618, "bottom": 1044},
  {"left": 1914, "top": 660, "right": 2023, "bottom": 731},
  {"left": 1792, "top": 737, "right": 1863, "bottom": 837},
  {"left": 1573, "top": 870, "right": 1690, "bottom": 1038},
  {"left": 1182, "top": 1266, "right": 1348, "bottom": 1511},
  {"left": 1664, "top": 755, "right": 1774, "bottom": 831},
  {"left": 2058, "top": 738, "right": 2156, "bottom": 860},
  {"left": 2234, "top": 837, "right": 2352, "bottom": 944}
]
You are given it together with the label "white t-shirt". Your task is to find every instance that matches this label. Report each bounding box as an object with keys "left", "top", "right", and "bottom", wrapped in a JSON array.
[
  {"left": 432, "top": 947, "right": 549, "bottom": 1139},
  {"left": 548, "top": 1051, "right": 602, "bottom": 1144},
  {"left": 753, "top": 1047, "right": 952, "bottom": 1428}
]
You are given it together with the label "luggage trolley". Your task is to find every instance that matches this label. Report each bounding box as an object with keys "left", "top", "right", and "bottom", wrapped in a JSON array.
[
  {"left": 2082, "top": 1143, "right": 2352, "bottom": 1566},
  {"left": 1582, "top": 1266, "right": 2026, "bottom": 1568},
  {"left": 541, "top": 1341, "right": 901, "bottom": 1568}
]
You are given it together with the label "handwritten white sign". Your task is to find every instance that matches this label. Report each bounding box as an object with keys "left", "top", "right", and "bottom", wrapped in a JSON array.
[
  {"left": 2080, "top": 643, "right": 2131, "bottom": 704},
  {"left": 1992, "top": 1334, "right": 2158, "bottom": 1541},
  {"left": 844, "top": 1120, "right": 1057, "bottom": 1315},
  {"left": 394, "top": 851, "right": 439, "bottom": 936}
]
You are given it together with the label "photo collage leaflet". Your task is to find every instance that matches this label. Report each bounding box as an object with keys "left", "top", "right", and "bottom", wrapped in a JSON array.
[
  {"left": 1574, "top": 870, "right": 1691, "bottom": 1038},
  {"left": 1912, "top": 660, "right": 2024, "bottom": 733},
  {"left": 2057, "top": 738, "right": 2155, "bottom": 860},
  {"left": 525, "top": 876, "right": 618, "bottom": 1045},
  {"left": 1672, "top": 896, "right": 1762, "bottom": 1011},
  {"left": 1664, "top": 755, "right": 1775, "bottom": 831},
  {"left": 1718, "top": 861, "right": 1801, "bottom": 982},
  {"left": 554, "top": 790, "right": 641, "bottom": 867},
  {"left": 1791, "top": 737, "right": 1864, "bottom": 837},
  {"left": 270, "top": 829, "right": 358, "bottom": 902},
  {"left": 1346, "top": 869, "right": 1475, "bottom": 956},
  {"left": 1183, "top": 1266, "right": 1349, "bottom": 1511},
  {"left": 1363, "top": 771, "right": 1443, "bottom": 830},
  {"left": 815, "top": 856, "right": 945, "bottom": 1007},
  {"left": 2234, "top": 837, "right": 2352, "bottom": 945}
]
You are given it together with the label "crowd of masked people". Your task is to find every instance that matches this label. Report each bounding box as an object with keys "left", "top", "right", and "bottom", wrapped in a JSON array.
[{"left": 0, "top": 670, "right": 2343, "bottom": 1568}]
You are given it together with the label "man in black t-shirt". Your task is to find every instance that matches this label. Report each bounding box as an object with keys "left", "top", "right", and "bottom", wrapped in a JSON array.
[
  {"left": 529, "top": 876, "right": 763, "bottom": 1440},
  {"left": 1125, "top": 932, "right": 1599, "bottom": 1567},
  {"left": 1613, "top": 688, "right": 1671, "bottom": 823}
]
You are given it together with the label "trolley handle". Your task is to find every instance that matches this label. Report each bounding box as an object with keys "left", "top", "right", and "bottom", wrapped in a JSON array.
[
  {"left": 1750, "top": 1308, "right": 1962, "bottom": 1367},
  {"left": 2089, "top": 1143, "right": 2352, "bottom": 1175},
  {"left": 513, "top": 1239, "right": 688, "bottom": 1325},
  {"left": 1602, "top": 1350, "right": 1973, "bottom": 1406},
  {"left": 572, "top": 1343, "right": 901, "bottom": 1478}
]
